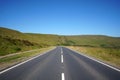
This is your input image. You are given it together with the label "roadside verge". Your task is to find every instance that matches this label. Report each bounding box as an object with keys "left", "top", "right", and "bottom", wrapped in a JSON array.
[
  {"left": 0, "top": 46, "right": 55, "bottom": 71},
  {"left": 67, "top": 46, "right": 120, "bottom": 70}
]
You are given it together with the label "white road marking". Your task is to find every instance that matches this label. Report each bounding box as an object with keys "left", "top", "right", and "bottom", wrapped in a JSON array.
[
  {"left": 0, "top": 48, "right": 55, "bottom": 74},
  {"left": 68, "top": 48, "right": 120, "bottom": 72},
  {"left": 61, "top": 54, "right": 64, "bottom": 63},
  {"left": 61, "top": 48, "right": 63, "bottom": 54},
  {"left": 82, "top": 54, "right": 120, "bottom": 72},
  {"left": 62, "top": 73, "right": 65, "bottom": 80}
]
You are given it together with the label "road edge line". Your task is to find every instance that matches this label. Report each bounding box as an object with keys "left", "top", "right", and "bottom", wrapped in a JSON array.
[
  {"left": 67, "top": 47, "right": 120, "bottom": 72},
  {"left": 0, "top": 48, "right": 56, "bottom": 74}
]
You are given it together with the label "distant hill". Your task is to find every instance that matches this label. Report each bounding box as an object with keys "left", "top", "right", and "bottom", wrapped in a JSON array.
[
  {"left": 0, "top": 27, "right": 120, "bottom": 55},
  {"left": 65, "top": 35, "right": 120, "bottom": 47}
]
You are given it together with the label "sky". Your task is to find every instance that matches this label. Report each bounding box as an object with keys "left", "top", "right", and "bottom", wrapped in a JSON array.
[{"left": 0, "top": 0, "right": 120, "bottom": 37}]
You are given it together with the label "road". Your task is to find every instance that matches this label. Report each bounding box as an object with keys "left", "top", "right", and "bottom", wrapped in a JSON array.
[{"left": 0, "top": 47, "right": 120, "bottom": 80}]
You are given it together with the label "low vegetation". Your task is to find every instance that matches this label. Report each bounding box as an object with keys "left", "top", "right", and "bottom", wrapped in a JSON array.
[{"left": 0, "top": 47, "right": 55, "bottom": 70}]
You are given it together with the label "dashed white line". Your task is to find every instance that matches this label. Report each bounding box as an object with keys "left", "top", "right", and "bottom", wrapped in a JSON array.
[
  {"left": 61, "top": 54, "right": 64, "bottom": 63},
  {"left": 61, "top": 48, "right": 63, "bottom": 54},
  {"left": 61, "top": 48, "right": 65, "bottom": 80},
  {"left": 61, "top": 73, "right": 65, "bottom": 80},
  {"left": 61, "top": 48, "right": 64, "bottom": 63}
]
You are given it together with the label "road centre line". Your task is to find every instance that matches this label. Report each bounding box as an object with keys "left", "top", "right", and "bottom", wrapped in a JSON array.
[
  {"left": 61, "top": 48, "right": 63, "bottom": 54},
  {"left": 62, "top": 73, "right": 65, "bottom": 80},
  {"left": 61, "top": 54, "right": 64, "bottom": 63}
]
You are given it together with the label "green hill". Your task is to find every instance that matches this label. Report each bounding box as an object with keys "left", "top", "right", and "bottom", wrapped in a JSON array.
[
  {"left": 0, "top": 27, "right": 120, "bottom": 55},
  {"left": 66, "top": 35, "right": 120, "bottom": 47}
]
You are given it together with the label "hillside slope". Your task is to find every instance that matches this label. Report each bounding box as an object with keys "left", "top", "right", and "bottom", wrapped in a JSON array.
[
  {"left": 0, "top": 27, "right": 120, "bottom": 55},
  {"left": 66, "top": 35, "right": 120, "bottom": 47},
  {"left": 0, "top": 27, "right": 45, "bottom": 55}
]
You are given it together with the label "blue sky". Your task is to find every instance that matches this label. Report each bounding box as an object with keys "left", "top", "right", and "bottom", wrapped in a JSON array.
[{"left": 0, "top": 0, "right": 120, "bottom": 37}]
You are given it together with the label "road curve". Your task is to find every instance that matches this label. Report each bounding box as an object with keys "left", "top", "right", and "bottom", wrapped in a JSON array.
[{"left": 0, "top": 47, "right": 120, "bottom": 80}]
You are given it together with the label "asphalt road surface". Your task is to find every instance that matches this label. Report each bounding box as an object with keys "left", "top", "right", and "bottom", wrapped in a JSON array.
[{"left": 0, "top": 47, "right": 120, "bottom": 80}]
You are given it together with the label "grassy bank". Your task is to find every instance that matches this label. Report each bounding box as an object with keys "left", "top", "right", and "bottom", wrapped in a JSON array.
[
  {"left": 1, "top": 27, "right": 120, "bottom": 56},
  {"left": 0, "top": 47, "right": 55, "bottom": 71},
  {"left": 68, "top": 46, "right": 120, "bottom": 68}
]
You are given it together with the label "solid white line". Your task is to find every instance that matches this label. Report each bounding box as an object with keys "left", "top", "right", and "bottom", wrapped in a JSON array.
[
  {"left": 61, "top": 55, "right": 64, "bottom": 63},
  {"left": 0, "top": 48, "right": 55, "bottom": 74},
  {"left": 82, "top": 54, "right": 120, "bottom": 72},
  {"left": 62, "top": 73, "right": 65, "bottom": 80},
  {"left": 68, "top": 48, "right": 120, "bottom": 72}
]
